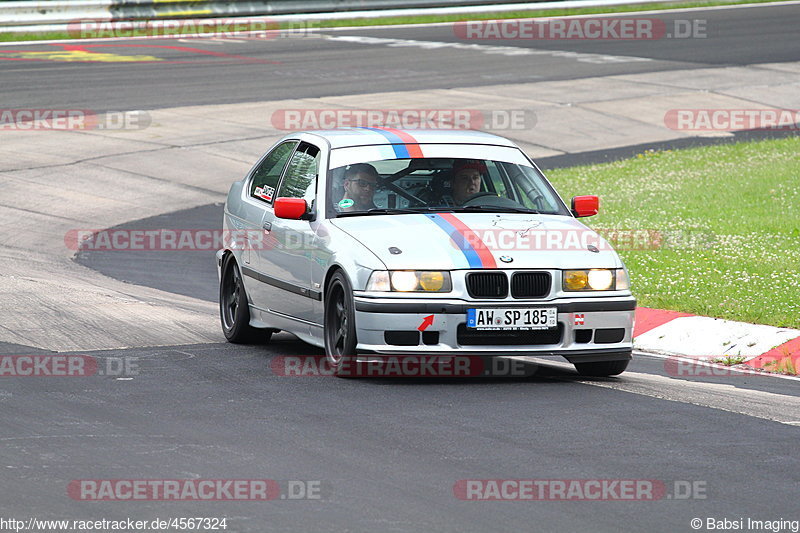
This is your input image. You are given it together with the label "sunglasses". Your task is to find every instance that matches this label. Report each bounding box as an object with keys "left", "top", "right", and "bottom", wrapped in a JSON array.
[{"left": 347, "top": 179, "right": 377, "bottom": 189}]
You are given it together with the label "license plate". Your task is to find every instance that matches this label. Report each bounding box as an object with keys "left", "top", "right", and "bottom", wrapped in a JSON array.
[{"left": 467, "top": 308, "right": 557, "bottom": 330}]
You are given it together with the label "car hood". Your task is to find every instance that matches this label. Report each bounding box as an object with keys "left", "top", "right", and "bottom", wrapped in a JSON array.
[{"left": 329, "top": 213, "right": 621, "bottom": 270}]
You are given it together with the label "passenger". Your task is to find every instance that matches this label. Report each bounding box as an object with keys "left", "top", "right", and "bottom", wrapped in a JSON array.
[{"left": 339, "top": 163, "right": 379, "bottom": 212}]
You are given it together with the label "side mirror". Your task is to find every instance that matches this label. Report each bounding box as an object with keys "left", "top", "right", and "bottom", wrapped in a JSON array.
[
  {"left": 571, "top": 195, "right": 599, "bottom": 218},
  {"left": 274, "top": 197, "right": 309, "bottom": 220}
]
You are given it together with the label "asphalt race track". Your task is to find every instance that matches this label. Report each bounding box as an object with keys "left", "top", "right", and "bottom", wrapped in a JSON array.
[
  {"left": 2, "top": 342, "right": 799, "bottom": 532},
  {"left": 2, "top": 4, "right": 799, "bottom": 111},
  {"left": 2, "top": 3, "right": 800, "bottom": 532}
]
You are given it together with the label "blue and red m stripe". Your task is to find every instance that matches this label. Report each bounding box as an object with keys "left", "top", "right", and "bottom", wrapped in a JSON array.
[{"left": 363, "top": 127, "right": 424, "bottom": 158}]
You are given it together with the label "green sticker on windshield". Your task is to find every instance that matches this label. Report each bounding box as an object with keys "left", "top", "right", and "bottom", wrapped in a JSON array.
[{"left": 338, "top": 199, "right": 354, "bottom": 209}]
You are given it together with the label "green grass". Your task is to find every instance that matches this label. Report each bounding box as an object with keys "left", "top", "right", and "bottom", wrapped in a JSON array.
[
  {"left": 764, "top": 355, "right": 798, "bottom": 374},
  {"left": 0, "top": 0, "right": 789, "bottom": 42},
  {"left": 546, "top": 137, "right": 800, "bottom": 329},
  {"left": 314, "top": 0, "right": 787, "bottom": 28},
  {"left": 0, "top": 31, "right": 74, "bottom": 42},
  {"left": 711, "top": 355, "right": 747, "bottom": 365}
]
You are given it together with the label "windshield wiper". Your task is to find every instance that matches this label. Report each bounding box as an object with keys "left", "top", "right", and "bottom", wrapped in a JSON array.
[
  {"left": 450, "top": 206, "right": 541, "bottom": 214},
  {"left": 337, "top": 208, "right": 438, "bottom": 217}
]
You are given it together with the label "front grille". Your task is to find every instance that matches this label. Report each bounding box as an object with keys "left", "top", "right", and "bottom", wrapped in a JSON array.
[
  {"left": 510, "top": 272, "right": 551, "bottom": 298},
  {"left": 457, "top": 323, "right": 563, "bottom": 346},
  {"left": 466, "top": 272, "right": 508, "bottom": 298}
]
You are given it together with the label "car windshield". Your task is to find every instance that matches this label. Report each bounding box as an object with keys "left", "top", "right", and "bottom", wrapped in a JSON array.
[{"left": 327, "top": 158, "right": 569, "bottom": 217}]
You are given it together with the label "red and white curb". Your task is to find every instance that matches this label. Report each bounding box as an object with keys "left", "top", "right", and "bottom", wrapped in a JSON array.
[{"left": 634, "top": 308, "right": 800, "bottom": 372}]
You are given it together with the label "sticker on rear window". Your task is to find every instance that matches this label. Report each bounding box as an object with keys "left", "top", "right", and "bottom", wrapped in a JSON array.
[{"left": 254, "top": 186, "right": 274, "bottom": 202}]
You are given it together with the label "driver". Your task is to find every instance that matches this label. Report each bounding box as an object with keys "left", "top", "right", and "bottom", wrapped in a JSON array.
[
  {"left": 339, "top": 163, "right": 379, "bottom": 212},
  {"left": 449, "top": 160, "right": 486, "bottom": 205}
]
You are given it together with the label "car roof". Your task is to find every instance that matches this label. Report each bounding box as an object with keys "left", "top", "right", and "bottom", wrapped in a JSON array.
[{"left": 299, "top": 128, "right": 518, "bottom": 149}]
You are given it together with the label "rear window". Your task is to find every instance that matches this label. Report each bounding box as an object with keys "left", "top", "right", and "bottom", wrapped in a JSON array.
[{"left": 250, "top": 141, "right": 297, "bottom": 203}]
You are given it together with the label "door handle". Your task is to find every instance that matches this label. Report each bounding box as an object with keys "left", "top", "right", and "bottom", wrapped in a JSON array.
[{"left": 262, "top": 221, "right": 272, "bottom": 231}]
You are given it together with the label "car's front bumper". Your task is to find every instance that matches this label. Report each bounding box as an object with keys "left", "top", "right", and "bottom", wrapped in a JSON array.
[{"left": 352, "top": 295, "right": 635, "bottom": 363}]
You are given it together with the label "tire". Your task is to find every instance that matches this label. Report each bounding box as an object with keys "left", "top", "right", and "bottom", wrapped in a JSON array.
[
  {"left": 574, "top": 359, "right": 629, "bottom": 377},
  {"left": 219, "top": 253, "right": 272, "bottom": 344},
  {"left": 324, "top": 270, "right": 358, "bottom": 377}
]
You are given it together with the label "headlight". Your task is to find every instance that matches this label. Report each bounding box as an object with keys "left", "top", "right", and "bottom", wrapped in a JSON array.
[
  {"left": 588, "top": 269, "right": 613, "bottom": 290},
  {"left": 391, "top": 271, "right": 418, "bottom": 292},
  {"left": 615, "top": 268, "right": 630, "bottom": 290},
  {"left": 419, "top": 271, "right": 446, "bottom": 291},
  {"left": 365, "top": 271, "right": 390, "bottom": 291},
  {"left": 563, "top": 269, "right": 628, "bottom": 291},
  {"left": 366, "top": 271, "right": 452, "bottom": 292},
  {"left": 564, "top": 270, "right": 589, "bottom": 291}
]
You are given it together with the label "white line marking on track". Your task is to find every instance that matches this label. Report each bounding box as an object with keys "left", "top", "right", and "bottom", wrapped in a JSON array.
[
  {"left": 321, "top": 0, "right": 800, "bottom": 32},
  {"left": 1, "top": 1, "right": 797, "bottom": 47},
  {"left": 509, "top": 353, "right": 800, "bottom": 426},
  {"left": 636, "top": 351, "right": 800, "bottom": 383},
  {"left": 324, "top": 34, "right": 651, "bottom": 64}
]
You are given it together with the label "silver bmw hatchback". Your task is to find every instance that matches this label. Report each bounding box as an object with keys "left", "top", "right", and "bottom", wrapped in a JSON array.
[{"left": 217, "top": 128, "right": 635, "bottom": 376}]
